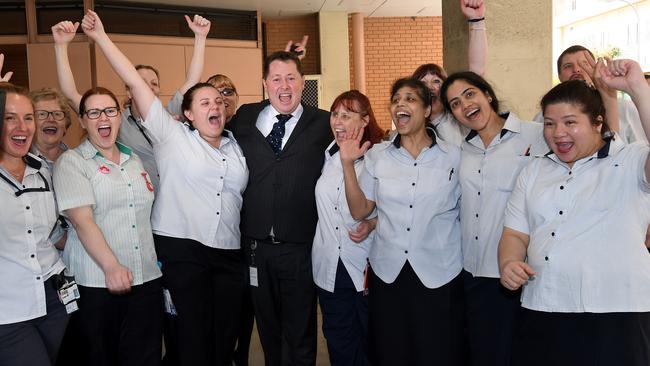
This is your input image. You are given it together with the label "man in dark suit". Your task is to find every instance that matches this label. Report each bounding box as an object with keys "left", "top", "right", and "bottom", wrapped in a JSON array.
[{"left": 227, "top": 51, "right": 332, "bottom": 366}]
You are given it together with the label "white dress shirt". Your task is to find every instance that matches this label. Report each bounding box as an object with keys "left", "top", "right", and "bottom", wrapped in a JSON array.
[
  {"left": 312, "top": 142, "right": 373, "bottom": 292},
  {"left": 0, "top": 154, "right": 66, "bottom": 324},
  {"left": 118, "top": 91, "right": 184, "bottom": 193},
  {"left": 144, "top": 98, "right": 249, "bottom": 249},
  {"left": 255, "top": 104, "right": 304, "bottom": 149},
  {"left": 54, "top": 140, "right": 161, "bottom": 288},
  {"left": 460, "top": 112, "right": 548, "bottom": 278},
  {"left": 359, "top": 128, "right": 462, "bottom": 289},
  {"left": 504, "top": 138, "right": 650, "bottom": 312}
]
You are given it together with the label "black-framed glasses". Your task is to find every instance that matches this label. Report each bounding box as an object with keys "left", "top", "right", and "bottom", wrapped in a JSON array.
[
  {"left": 35, "top": 110, "right": 66, "bottom": 121},
  {"left": 218, "top": 88, "right": 236, "bottom": 97},
  {"left": 84, "top": 107, "right": 120, "bottom": 119}
]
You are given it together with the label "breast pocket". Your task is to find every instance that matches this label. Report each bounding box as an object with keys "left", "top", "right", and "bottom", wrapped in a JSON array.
[{"left": 496, "top": 156, "right": 533, "bottom": 192}]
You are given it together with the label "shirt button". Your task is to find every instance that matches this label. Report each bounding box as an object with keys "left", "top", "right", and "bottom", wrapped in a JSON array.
[
  {"left": 411, "top": 183, "right": 415, "bottom": 186},
  {"left": 27, "top": 230, "right": 32, "bottom": 234},
  {"left": 30, "top": 254, "right": 35, "bottom": 258},
  {"left": 568, "top": 171, "right": 572, "bottom": 175},
  {"left": 129, "top": 204, "right": 133, "bottom": 207},
  {"left": 220, "top": 176, "right": 224, "bottom": 180},
  {"left": 413, "top": 163, "right": 417, "bottom": 166},
  {"left": 36, "top": 276, "right": 41, "bottom": 280},
  {"left": 475, "top": 236, "right": 478, "bottom": 240},
  {"left": 120, "top": 168, "right": 124, "bottom": 171},
  {"left": 475, "top": 213, "right": 479, "bottom": 218},
  {"left": 217, "top": 193, "right": 221, "bottom": 196},
  {"left": 335, "top": 227, "right": 339, "bottom": 230},
  {"left": 559, "top": 211, "right": 563, "bottom": 215},
  {"left": 551, "top": 232, "right": 555, "bottom": 237},
  {"left": 409, "top": 205, "right": 413, "bottom": 208},
  {"left": 406, "top": 228, "right": 411, "bottom": 232},
  {"left": 135, "top": 246, "right": 139, "bottom": 250},
  {"left": 132, "top": 225, "right": 136, "bottom": 228},
  {"left": 217, "top": 212, "right": 220, "bottom": 215},
  {"left": 336, "top": 187, "right": 340, "bottom": 191},
  {"left": 404, "top": 250, "right": 408, "bottom": 254},
  {"left": 222, "top": 158, "right": 226, "bottom": 162},
  {"left": 560, "top": 185, "right": 564, "bottom": 190},
  {"left": 26, "top": 206, "right": 30, "bottom": 210},
  {"left": 338, "top": 246, "right": 341, "bottom": 250},
  {"left": 334, "top": 207, "right": 337, "bottom": 210},
  {"left": 478, "top": 169, "right": 481, "bottom": 174},
  {"left": 128, "top": 183, "right": 132, "bottom": 187},
  {"left": 478, "top": 191, "right": 481, "bottom": 196},
  {"left": 545, "top": 256, "right": 549, "bottom": 261}
]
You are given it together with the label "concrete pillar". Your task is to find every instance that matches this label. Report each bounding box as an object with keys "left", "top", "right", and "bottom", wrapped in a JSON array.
[
  {"left": 318, "top": 11, "right": 351, "bottom": 110},
  {"left": 351, "top": 13, "right": 366, "bottom": 93},
  {"left": 443, "top": 0, "right": 553, "bottom": 120}
]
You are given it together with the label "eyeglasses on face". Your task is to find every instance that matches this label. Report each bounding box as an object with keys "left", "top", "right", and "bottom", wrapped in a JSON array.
[
  {"left": 84, "top": 107, "right": 120, "bottom": 119},
  {"left": 35, "top": 110, "right": 66, "bottom": 121},
  {"left": 218, "top": 88, "right": 236, "bottom": 97}
]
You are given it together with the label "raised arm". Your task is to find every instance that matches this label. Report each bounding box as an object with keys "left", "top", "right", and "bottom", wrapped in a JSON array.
[
  {"left": 0, "top": 54, "right": 13, "bottom": 82},
  {"left": 578, "top": 52, "right": 621, "bottom": 135},
  {"left": 178, "top": 15, "right": 211, "bottom": 94},
  {"left": 80, "top": 10, "right": 155, "bottom": 120},
  {"left": 284, "top": 35, "right": 309, "bottom": 61},
  {"left": 340, "top": 126, "right": 376, "bottom": 221},
  {"left": 52, "top": 21, "right": 82, "bottom": 113},
  {"left": 598, "top": 58, "right": 650, "bottom": 180},
  {"left": 462, "top": 0, "right": 487, "bottom": 76},
  {"left": 65, "top": 206, "right": 133, "bottom": 294}
]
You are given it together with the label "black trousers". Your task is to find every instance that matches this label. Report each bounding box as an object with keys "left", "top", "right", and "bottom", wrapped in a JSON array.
[
  {"left": 463, "top": 270, "right": 520, "bottom": 366},
  {"left": 512, "top": 309, "right": 650, "bottom": 366},
  {"left": 0, "top": 277, "right": 69, "bottom": 366},
  {"left": 368, "top": 262, "right": 464, "bottom": 366},
  {"left": 155, "top": 235, "right": 246, "bottom": 366},
  {"left": 232, "top": 251, "right": 255, "bottom": 366},
  {"left": 243, "top": 237, "right": 317, "bottom": 366},
  {"left": 317, "top": 259, "right": 369, "bottom": 366},
  {"left": 74, "top": 278, "right": 163, "bottom": 366}
]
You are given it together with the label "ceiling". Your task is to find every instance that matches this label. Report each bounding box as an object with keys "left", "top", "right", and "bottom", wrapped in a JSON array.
[{"left": 118, "top": 0, "right": 443, "bottom": 19}]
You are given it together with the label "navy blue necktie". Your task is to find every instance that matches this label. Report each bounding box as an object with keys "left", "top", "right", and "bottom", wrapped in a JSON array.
[{"left": 266, "top": 114, "right": 292, "bottom": 155}]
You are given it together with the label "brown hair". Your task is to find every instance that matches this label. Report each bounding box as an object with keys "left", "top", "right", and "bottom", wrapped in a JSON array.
[
  {"left": 79, "top": 87, "right": 120, "bottom": 117},
  {"left": 263, "top": 51, "right": 303, "bottom": 79}
]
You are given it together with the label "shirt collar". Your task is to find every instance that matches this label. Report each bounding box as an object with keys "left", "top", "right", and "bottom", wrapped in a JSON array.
[
  {"left": 391, "top": 125, "right": 438, "bottom": 149},
  {"left": 78, "top": 139, "right": 133, "bottom": 160},
  {"left": 545, "top": 136, "right": 620, "bottom": 166},
  {"left": 267, "top": 103, "right": 304, "bottom": 123},
  {"left": 464, "top": 111, "right": 519, "bottom": 142}
]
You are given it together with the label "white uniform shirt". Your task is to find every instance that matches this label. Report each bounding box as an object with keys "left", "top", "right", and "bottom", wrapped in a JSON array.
[
  {"left": 54, "top": 140, "right": 161, "bottom": 288},
  {"left": 460, "top": 112, "right": 547, "bottom": 278},
  {"left": 255, "top": 104, "right": 304, "bottom": 149},
  {"left": 504, "top": 138, "right": 650, "bottom": 312},
  {"left": 118, "top": 91, "right": 184, "bottom": 193},
  {"left": 359, "top": 128, "right": 462, "bottom": 288},
  {"left": 0, "top": 155, "right": 66, "bottom": 324},
  {"left": 430, "top": 110, "right": 466, "bottom": 147},
  {"left": 312, "top": 142, "right": 373, "bottom": 292},
  {"left": 144, "top": 98, "right": 249, "bottom": 249}
]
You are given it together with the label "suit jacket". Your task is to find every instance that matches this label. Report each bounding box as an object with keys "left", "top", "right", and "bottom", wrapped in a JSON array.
[{"left": 227, "top": 100, "right": 332, "bottom": 244}]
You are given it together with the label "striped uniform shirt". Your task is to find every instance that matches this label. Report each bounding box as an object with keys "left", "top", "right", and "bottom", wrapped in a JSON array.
[{"left": 53, "top": 139, "right": 161, "bottom": 288}]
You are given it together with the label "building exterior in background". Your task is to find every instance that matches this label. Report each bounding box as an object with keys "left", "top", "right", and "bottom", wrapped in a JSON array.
[{"left": 554, "top": 0, "right": 650, "bottom": 75}]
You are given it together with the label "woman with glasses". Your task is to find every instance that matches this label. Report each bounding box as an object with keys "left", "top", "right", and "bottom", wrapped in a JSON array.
[
  {"left": 0, "top": 82, "right": 69, "bottom": 365},
  {"left": 52, "top": 14, "right": 209, "bottom": 193},
  {"left": 207, "top": 74, "right": 239, "bottom": 123},
  {"left": 53, "top": 86, "right": 163, "bottom": 365},
  {"left": 78, "top": 10, "right": 249, "bottom": 365}
]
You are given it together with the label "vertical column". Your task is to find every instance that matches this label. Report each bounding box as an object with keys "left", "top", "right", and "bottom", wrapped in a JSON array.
[
  {"left": 443, "top": 0, "right": 553, "bottom": 120},
  {"left": 318, "top": 11, "right": 351, "bottom": 109},
  {"left": 351, "top": 13, "right": 366, "bottom": 93}
]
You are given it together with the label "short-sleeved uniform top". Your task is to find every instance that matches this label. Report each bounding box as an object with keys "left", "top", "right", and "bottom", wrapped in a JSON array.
[
  {"left": 0, "top": 154, "right": 66, "bottom": 324},
  {"left": 144, "top": 98, "right": 249, "bottom": 249},
  {"left": 504, "top": 138, "right": 650, "bottom": 312},
  {"left": 359, "top": 128, "right": 462, "bottom": 289},
  {"left": 460, "top": 112, "right": 547, "bottom": 278},
  {"left": 54, "top": 140, "right": 161, "bottom": 288},
  {"left": 312, "top": 142, "right": 373, "bottom": 292}
]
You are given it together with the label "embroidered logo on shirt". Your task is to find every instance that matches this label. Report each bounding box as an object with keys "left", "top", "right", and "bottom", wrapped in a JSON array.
[
  {"left": 98, "top": 165, "right": 110, "bottom": 174},
  {"left": 141, "top": 172, "right": 154, "bottom": 192}
]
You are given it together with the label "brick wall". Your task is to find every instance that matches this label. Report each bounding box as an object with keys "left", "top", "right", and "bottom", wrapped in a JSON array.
[
  {"left": 264, "top": 15, "right": 321, "bottom": 76},
  {"left": 351, "top": 16, "right": 443, "bottom": 131}
]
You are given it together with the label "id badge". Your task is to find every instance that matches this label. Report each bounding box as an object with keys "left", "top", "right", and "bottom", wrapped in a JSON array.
[
  {"left": 58, "top": 280, "right": 80, "bottom": 314},
  {"left": 249, "top": 267, "right": 258, "bottom": 287}
]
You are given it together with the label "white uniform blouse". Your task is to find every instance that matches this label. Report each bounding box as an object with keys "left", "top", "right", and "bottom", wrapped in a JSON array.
[
  {"left": 144, "top": 98, "right": 249, "bottom": 249},
  {"left": 359, "top": 128, "right": 462, "bottom": 289},
  {"left": 0, "top": 155, "right": 66, "bottom": 324},
  {"left": 504, "top": 138, "right": 650, "bottom": 312},
  {"left": 312, "top": 142, "right": 373, "bottom": 292},
  {"left": 460, "top": 112, "right": 547, "bottom": 278},
  {"left": 431, "top": 110, "right": 466, "bottom": 147},
  {"left": 54, "top": 140, "right": 161, "bottom": 288}
]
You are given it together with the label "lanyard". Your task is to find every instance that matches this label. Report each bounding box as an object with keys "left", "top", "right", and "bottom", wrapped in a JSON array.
[
  {"left": 128, "top": 107, "right": 153, "bottom": 147},
  {"left": 0, "top": 170, "right": 50, "bottom": 197}
]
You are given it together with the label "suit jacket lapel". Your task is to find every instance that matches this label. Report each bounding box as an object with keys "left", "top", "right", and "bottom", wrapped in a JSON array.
[{"left": 283, "top": 104, "right": 313, "bottom": 153}]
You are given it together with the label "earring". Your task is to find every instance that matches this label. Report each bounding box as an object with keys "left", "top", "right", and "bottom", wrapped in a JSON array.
[{"left": 487, "top": 97, "right": 493, "bottom": 102}]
